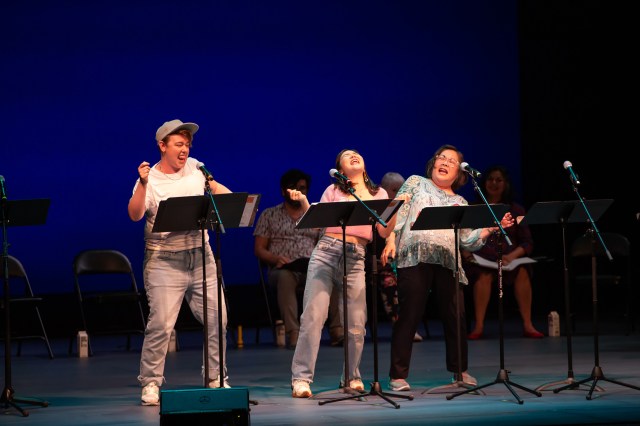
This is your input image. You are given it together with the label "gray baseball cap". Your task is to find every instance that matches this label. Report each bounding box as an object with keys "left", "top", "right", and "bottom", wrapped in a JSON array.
[{"left": 155, "top": 119, "right": 199, "bottom": 143}]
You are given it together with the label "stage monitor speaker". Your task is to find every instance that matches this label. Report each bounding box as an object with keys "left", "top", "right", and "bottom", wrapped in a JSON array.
[{"left": 159, "top": 387, "right": 250, "bottom": 426}]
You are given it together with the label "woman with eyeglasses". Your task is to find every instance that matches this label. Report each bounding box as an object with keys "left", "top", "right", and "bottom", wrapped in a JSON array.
[{"left": 385, "top": 144, "right": 514, "bottom": 392}]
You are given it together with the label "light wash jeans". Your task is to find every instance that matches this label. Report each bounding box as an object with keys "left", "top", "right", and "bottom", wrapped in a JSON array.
[
  {"left": 138, "top": 245, "right": 227, "bottom": 387},
  {"left": 291, "top": 235, "right": 367, "bottom": 385}
]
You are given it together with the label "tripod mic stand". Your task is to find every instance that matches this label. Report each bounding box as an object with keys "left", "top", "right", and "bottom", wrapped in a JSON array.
[
  {"left": 354, "top": 224, "right": 413, "bottom": 408},
  {"left": 522, "top": 200, "right": 611, "bottom": 393},
  {"left": 152, "top": 193, "right": 260, "bottom": 403},
  {"left": 414, "top": 197, "right": 509, "bottom": 395},
  {"left": 1, "top": 197, "right": 50, "bottom": 417},
  {"left": 446, "top": 233, "right": 541, "bottom": 403},
  {"left": 553, "top": 228, "right": 640, "bottom": 399}
]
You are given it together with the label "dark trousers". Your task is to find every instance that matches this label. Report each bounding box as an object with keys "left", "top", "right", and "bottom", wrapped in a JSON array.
[{"left": 389, "top": 263, "right": 468, "bottom": 379}]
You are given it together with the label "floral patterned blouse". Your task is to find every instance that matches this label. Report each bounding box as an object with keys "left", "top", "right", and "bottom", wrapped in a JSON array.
[{"left": 394, "top": 175, "right": 486, "bottom": 285}]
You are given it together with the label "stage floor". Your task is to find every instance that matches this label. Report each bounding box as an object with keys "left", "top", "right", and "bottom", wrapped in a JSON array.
[{"left": 2, "top": 318, "right": 640, "bottom": 425}]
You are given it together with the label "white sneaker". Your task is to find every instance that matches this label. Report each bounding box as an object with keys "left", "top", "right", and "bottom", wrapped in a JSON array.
[
  {"left": 389, "top": 378, "right": 411, "bottom": 391},
  {"left": 141, "top": 382, "right": 159, "bottom": 406},
  {"left": 340, "top": 378, "right": 365, "bottom": 392},
  {"left": 452, "top": 371, "right": 477, "bottom": 386},
  {"left": 209, "top": 378, "right": 231, "bottom": 388},
  {"left": 413, "top": 332, "right": 423, "bottom": 342},
  {"left": 291, "top": 379, "right": 312, "bottom": 398},
  {"left": 462, "top": 371, "right": 477, "bottom": 386}
]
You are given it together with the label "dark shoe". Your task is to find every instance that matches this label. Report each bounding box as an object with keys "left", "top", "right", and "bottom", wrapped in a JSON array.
[{"left": 523, "top": 329, "right": 544, "bottom": 338}]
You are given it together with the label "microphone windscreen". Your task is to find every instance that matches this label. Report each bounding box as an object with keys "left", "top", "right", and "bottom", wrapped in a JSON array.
[{"left": 563, "top": 161, "right": 572, "bottom": 169}]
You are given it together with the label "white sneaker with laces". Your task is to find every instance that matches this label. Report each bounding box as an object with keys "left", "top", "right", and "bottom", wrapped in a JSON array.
[
  {"left": 141, "top": 382, "right": 159, "bottom": 406},
  {"left": 291, "top": 379, "right": 312, "bottom": 398}
]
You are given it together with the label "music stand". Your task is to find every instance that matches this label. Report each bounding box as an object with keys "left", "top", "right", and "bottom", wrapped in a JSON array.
[
  {"left": 1, "top": 198, "right": 51, "bottom": 416},
  {"left": 153, "top": 193, "right": 260, "bottom": 389},
  {"left": 521, "top": 200, "right": 610, "bottom": 394},
  {"left": 412, "top": 205, "right": 504, "bottom": 395},
  {"left": 296, "top": 199, "right": 407, "bottom": 406},
  {"left": 528, "top": 199, "right": 640, "bottom": 398}
]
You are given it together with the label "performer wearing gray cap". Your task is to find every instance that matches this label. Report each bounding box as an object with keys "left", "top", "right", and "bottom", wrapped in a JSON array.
[{"left": 128, "top": 119, "right": 232, "bottom": 406}]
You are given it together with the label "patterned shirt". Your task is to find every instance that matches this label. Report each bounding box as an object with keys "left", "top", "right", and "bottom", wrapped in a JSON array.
[
  {"left": 394, "top": 175, "right": 485, "bottom": 284},
  {"left": 253, "top": 203, "right": 320, "bottom": 260}
]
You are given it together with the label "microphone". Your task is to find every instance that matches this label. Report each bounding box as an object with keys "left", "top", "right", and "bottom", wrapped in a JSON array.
[
  {"left": 563, "top": 161, "right": 580, "bottom": 185},
  {"left": 196, "top": 162, "right": 214, "bottom": 181},
  {"left": 329, "top": 168, "right": 351, "bottom": 185},
  {"left": 0, "top": 175, "right": 6, "bottom": 200},
  {"left": 460, "top": 162, "right": 481, "bottom": 178}
]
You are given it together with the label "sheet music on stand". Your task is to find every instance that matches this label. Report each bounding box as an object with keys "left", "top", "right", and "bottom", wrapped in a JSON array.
[
  {"left": 295, "top": 199, "right": 403, "bottom": 230},
  {"left": 411, "top": 204, "right": 509, "bottom": 231},
  {"left": 152, "top": 193, "right": 261, "bottom": 233},
  {"left": 519, "top": 199, "right": 613, "bottom": 227},
  {"left": 2, "top": 199, "right": 50, "bottom": 227}
]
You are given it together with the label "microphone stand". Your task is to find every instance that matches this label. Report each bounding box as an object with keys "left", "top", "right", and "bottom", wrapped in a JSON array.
[
  {"left": 447, "top": 176, "right": 541, "bottom": 403},
  {"left": 1, "top": 188, "right": 49, "bottom": 416},
  {"left": 552, "top": 181, "right": 640, "bottom": 399},
  {"left": 203, "top": 185, "right": 222, "bottom": 388},
  {"left": 204, "top": 186, "right": 258, "bottom": 405}
]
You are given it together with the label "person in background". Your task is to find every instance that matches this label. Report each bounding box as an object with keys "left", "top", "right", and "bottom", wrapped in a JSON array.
[
  {"left": 128, "top": 119, "right": 232, "bottom": 406},
  {"left": 254, "top": 169, "right": 343, "bottom": 350},
  {"left": 289, "top": 149, "right": 409, "bottom": 398},
  {"left": 372, "top": 172, "right": 424, "bottom": 342},
  {"left": 462, "top": 165, "right": 544, "bottom": 339},
  {"left": 386, "top": 144, "right": 514, "bottom": 392}
]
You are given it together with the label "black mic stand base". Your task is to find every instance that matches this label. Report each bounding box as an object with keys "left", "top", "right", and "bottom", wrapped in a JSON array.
[
  {"left": 1, "top": 387, "right": 49, "bottom": 417},
  {"left": 314, "top": 387, "right": 367, "bottom": 405},
  {"left": 423, "top": 378, "right": 484, "bottom": 396},
  {"left": 553, "top": 366, "right": 640, "bottom": 400},
  {"left": 446, "top": 369, "right": 541, "bottom": 404},
  {"left": 338, "top": 381, "right": 414, "bottom": 409},
  {"left": 536, "top": 374, "right": 603, "bottom": 393}
]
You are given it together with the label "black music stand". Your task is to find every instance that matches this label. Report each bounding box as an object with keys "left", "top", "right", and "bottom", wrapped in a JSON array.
[
  {"left": 412, "top": 205, "right": 506, "bottom": 396},
  {"left": 521, "top": 200, "right": 611, "bottom": 394},
  {"left": 530, "top": 199, "right": 640, "bottom": 399},
  {"left": 437, "top": 204, "right": 541, "bottom": 403},
  {"left": 1, "top": 198, "right": 50, "bottom": 417},
  {"left": 153, "top": 193, "right": 260, "bottom": 390},
  {"left": 296, "top": 199, "right": 409, "bottom": 407}
]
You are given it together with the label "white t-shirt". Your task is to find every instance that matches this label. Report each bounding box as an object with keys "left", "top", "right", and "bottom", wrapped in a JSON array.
[{"left": 131, "top": 157, "right": 209, "bottom": 251}]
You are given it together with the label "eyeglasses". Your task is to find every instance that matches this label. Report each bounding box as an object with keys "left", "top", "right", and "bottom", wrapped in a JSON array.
[{"left": 434, "top": 154, "right": 459, "bottom": 166}]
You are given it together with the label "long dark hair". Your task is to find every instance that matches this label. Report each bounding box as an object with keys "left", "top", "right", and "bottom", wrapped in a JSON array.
[
  {"left": 334, "top": 149, "right": 380, "bottom": 195},
  {"left": 424, "top": 144, "right": 467, "bottom": 191}
]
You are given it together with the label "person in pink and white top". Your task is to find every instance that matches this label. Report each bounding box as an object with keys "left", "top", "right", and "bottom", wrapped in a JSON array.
[{"left": 289, "top": 149, "right": 409, "bottom": 398}]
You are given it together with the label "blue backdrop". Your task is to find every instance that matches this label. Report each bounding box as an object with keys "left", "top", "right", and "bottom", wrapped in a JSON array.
[{"left": 1, "top": 1, "right": 521, "bottom": 293}]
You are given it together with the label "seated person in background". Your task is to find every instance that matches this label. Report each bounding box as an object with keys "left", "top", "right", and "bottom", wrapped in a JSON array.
[
  {"left": 254, "top": 169, "right": 343, "bottom": 349},
  {"left": 371, "top": 172, "right": 423, "bottom": 342},
  {"left": 462, "top": 165, "right": 543, "bottom": 339}
]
